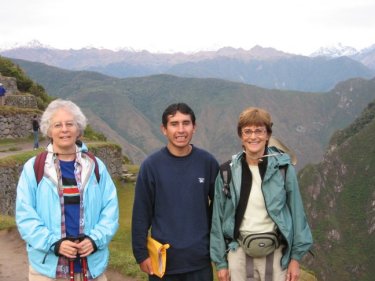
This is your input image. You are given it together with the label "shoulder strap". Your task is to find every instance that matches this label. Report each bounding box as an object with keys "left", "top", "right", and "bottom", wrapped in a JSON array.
[
  {"left": 34, "top": 151, "right": 48, "bottom": 185},
  {"left": 279, "top": 165, "right": 288, "bottom": 183},
  {"left": 219, "top": 160, "right": 232, "bottom": 199},
  {"left": 84, "top": 151, "right": 100, "bottom": 183},
  {"left": 219, "top": 160, "right": 287, "bottom": 197},
  {"left": 33, "top": 151, "right": 100, "bottom": 185}
]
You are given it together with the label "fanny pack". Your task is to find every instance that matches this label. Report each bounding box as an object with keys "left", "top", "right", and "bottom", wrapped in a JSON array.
[{"left": 239, "top": 231, "right": 280, "bottom": 258}]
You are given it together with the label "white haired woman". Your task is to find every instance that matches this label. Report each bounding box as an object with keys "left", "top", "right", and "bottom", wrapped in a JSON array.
[{"left": 16, "top": 99, "right": 119, "bottom": 281}]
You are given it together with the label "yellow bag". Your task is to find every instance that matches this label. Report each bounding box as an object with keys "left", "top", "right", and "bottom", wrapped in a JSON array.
[{"left": 147, "top": 236, "right": 170, "bottom": 278}]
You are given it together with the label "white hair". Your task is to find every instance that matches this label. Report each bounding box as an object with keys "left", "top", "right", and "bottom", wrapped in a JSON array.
[{"left": 40, "top": 99, "right": 87, "bottom": 137}]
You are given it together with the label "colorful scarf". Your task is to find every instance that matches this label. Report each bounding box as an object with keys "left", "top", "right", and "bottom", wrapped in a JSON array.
[{"left": 55, "top": 151, "right": 89, "bottom": 279}]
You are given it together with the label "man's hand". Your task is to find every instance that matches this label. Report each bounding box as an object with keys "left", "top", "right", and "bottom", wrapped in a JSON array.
[{"left": 140, "top": 257, "right": 154, "bottom": 275}]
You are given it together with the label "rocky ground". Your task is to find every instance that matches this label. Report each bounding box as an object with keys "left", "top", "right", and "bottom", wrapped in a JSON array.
[{"left": 0, "top": 228, "right": 136, "bottom": 281}]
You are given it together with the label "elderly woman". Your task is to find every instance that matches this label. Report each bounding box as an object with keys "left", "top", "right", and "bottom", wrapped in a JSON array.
[
  {"left": 16, "top": 99, "right": 119, "bottom": 281},
  {"left": 210, "top": 107, "right": 313, "bottom": 281}
]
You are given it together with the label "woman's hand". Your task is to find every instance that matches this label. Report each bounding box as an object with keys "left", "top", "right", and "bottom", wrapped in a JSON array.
[
  {"left": 217, "top": 268, "right": 230, "bottom": 281},
  {"left": 58, "top": 240, "right": 78, "bottom": 259},
  {"left": 286, "top": 259, "right": 300, "bottom": 281},
  {"left": 76, "top": 238, "right": 95, "bottom": 257}
]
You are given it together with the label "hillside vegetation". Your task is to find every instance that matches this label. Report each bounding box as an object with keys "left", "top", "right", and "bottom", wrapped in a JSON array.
[
  {"left": 299, "top": 101, "right": 375, "bottom": 281},
  {"left": 0, "top": 56, "right": 51, "bottom": 109}
]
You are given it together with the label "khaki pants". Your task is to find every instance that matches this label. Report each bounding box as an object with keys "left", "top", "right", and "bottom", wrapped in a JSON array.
[
  {"left": 29, "top": 266, "right": 107, "bottom": 281},
  {"left": 227, "top": 246, "right": 286, "bottom": 281}
]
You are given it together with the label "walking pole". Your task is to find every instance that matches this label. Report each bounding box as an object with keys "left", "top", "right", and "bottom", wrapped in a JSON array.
[
  {"left": 81, "top": 257, "right": 88, "bottom": 281},
  {"left": 69, "top": 259, "right": 75, "bottom": 281}
]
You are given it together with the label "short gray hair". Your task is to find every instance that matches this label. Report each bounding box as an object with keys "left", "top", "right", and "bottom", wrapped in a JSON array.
[{"left": 40, "top": 99, "right": 87, "bottom": 138}]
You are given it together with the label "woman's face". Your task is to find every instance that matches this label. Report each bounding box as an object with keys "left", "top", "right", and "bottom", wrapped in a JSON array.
[
  {"left": 48, "top": 108, "right": 80, "bottom": 152},
  {"left": 240, "top": 125, "right": 269, "bottom": 158}
]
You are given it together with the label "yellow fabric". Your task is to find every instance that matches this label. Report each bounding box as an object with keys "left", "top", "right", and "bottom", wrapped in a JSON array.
[{"left": 147, "top": 236, "right": 170, "bottom": 278}]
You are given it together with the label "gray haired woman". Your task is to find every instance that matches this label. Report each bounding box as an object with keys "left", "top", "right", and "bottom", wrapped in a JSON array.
[{"left": 16, "top": 99, "right": 119, "bottom": 281}]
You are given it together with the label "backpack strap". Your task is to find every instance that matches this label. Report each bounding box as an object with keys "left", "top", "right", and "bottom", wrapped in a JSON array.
[
  {"left": 84, "top": 151, "right": 100, "bottom": 183},
  {"left": 219, "top": 160, "right": 232, "bottom": 199},
  {"left": 34, "top": 151, "right": 48, "bottom": 185},
  {"left": 279, "top": 164, "right": 288, "bottom": 183},
  {"left": 34, "top": 151, "right": 100, "bottom": 185}
]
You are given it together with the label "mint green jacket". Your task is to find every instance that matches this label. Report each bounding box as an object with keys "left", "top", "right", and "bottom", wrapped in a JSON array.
[{"left": 210, "top": 147, "right": 313, "bottom": 270}]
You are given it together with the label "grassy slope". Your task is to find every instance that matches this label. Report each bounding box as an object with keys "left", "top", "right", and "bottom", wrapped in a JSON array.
[{"left": 109, "top": 180, "right": 146, "bottom": 280}]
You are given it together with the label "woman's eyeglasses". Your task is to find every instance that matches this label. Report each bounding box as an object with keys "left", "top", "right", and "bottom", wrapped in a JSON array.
[
  {"left": 52, "top": 121, "right": 76, "bottom": 130},
  {"left": 242, "top": 128, "right": 267, "bottom": 137}
]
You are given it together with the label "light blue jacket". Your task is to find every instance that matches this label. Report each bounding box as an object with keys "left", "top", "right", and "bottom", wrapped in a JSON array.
[
  {"left": 210, "top": 147, "right": 313, "bottom": 270},
  {"left": 16, "top": 143, "right": 119, "bottom": 278}
]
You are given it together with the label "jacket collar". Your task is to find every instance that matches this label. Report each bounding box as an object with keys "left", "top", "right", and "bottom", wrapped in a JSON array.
[{"left": 43, "top": 142, "right": 91, "bottom": 183}]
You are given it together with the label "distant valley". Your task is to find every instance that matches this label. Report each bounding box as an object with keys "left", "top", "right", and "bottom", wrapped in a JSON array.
[{"left": 11, "top": 58, "right": 375, "bottom": 171}]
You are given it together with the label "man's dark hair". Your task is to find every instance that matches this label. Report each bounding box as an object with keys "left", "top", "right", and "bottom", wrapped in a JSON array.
[{"left": 162, "top": 103, "right": 196, "bottom": 127}]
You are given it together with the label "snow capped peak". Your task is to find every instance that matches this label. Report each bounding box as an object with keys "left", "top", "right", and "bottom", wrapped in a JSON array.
[
  {"left": 359, "top": 44, "right": 375, "bottom": 55},
  {"left": 0, "top": 40, "right": 52, "bottom": 50},
  {"left": 310, "top": 43, "right": 358, "bottom": 58}
]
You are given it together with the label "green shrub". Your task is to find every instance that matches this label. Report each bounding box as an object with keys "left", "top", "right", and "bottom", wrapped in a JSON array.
[
  {"left": 0, "top": 56, "right": 51, "bottom": 110},
  {"left": 83, "top": 125, "right": 107, "bottom": 141}
]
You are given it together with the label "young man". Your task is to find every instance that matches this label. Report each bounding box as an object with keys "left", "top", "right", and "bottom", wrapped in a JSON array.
[{"left": 132, "top": 103, "right": 219, "bottom": 281}]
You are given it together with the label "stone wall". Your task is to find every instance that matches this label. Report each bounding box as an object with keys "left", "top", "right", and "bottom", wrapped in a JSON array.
[
  {"left": 0, "top": 75, "right": 20, "bottom": 95},
  {"left": 0, "top": 164, "right": 22, "bottom": 215},
  {"left": 0, "top": 143, "right": 123, "bottom": 215},
  {"left": 0, "top": 110, "right": 40, "bottom": 139},
  {"left": 5, "top": 94, "right": 38, "bottom": 108},
  {"left": 88, "top": 144, "right": 123, "bottom": 178}
]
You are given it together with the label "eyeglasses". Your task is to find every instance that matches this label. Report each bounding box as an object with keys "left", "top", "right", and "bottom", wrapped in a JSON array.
[
  {"left": 52, "top": 121, "right": 76, "bottom": 130},
  {"left": 242, "top": 128, "right": 267, "bottom": 137}
]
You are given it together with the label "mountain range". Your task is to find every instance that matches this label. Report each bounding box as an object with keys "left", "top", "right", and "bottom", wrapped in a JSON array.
[
  {"left": 10, "top": 58, "right": 375, "bottom": 172},
  {"left": 2, "top": 44, "right": 375, "bottom": 92}
]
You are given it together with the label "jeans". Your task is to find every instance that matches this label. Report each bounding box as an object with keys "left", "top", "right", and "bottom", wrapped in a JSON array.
[{"left": 33, "top": 130, "right": 39, "bottom": 149}]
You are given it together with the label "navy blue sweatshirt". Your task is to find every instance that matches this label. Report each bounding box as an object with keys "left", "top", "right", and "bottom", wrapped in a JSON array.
[{"left": 132, "top": 145, "right": 219, "bottom": 274}]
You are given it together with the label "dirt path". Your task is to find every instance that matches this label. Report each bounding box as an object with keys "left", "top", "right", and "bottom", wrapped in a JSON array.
[
  {"left": 0, "top": 228, "right": 137, "bottom": 281},
  {"left": 0, "top": 139, "right": 49, "bottom": 159}
]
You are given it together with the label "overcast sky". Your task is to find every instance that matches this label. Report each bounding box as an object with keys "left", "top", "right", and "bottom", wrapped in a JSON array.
[{"left": 1, "top": 0, "right": 374, "bottom": 55}]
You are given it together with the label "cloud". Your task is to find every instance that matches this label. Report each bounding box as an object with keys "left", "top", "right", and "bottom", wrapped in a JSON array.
[{"left": 1, "top": 0, "right": 374, "bottom": 54}]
